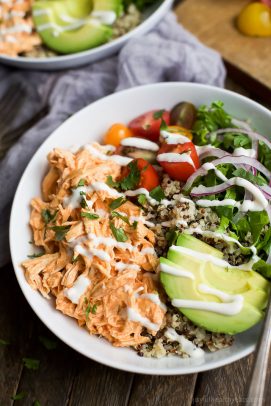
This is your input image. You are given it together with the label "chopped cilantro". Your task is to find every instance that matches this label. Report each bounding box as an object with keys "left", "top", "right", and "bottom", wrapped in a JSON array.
[
  {"left": 137, "top": 194, "right": 147, "bottom": 206},
  {"left": 111, "top": 211, "right": 130, "bottom": 225},
  {"left": 72, "top": 256, "right": 79, "bottom": 264},
  {"left": 109, "top": 197, "right": 127, "bottom": 210},
  {"left": 160, "top": 119, "right": 168, "bottom": 131},
  {"left": 91, "top": 304, "right": 98, "bottom": 314},
  {"left": 81, "top": 212, "right": 99, "bottom": 220},
  {"left": 22, "top": 357, "right": 40, "bottom": 370},
  {"left": 80, "top": 191, "right": 86, "bottom": 196},
  {"left": 38, "top": 336, "right": 58, "bottom": 350},
  {"left": 11, "top": 392, "right": 27, "bottom": 401},
  {"left": 80, "top": 197, "right": 88, "bottom": 209},
  {"left": 106, "top": 175, "right": 119, "bottom": 188},
  {"left": 232, "top": 168, "right": 267, "bottom": 186},
  {"left": 132, "top": 221, "right": 138, "bottom": 229},
  {"left": 0, "top": 338, "right": 10, "bottom": 346},
  {"left": 85, "top": 299, "right": 98, "bottom": 319},
  {"left": 27, "top": 252, "right": 44, "bottom": 259},
  {"left": 41, "top": 209, "right": 58, "bottom": 225},
  {"left": 119, "top": 160, "right": 140, "bottom": 191},
  {"left": 153, "top": 109, "right": 165, "bottom": 120},
  {"left": 110, "top": 222, "right": 128, "bottom": 242},
  {"left": 77, "top": 179, "right": 85, "bottom": 187},
  {"left": 149, "top": 186, "right": 165, "bottom": 202},
  {"left": 49, "top": 225, "right": 71, "bottom": 241}
]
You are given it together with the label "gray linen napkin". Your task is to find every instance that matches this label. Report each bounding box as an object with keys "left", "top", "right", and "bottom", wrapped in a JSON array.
[{"left": 0, "top": 13, "right": 225, "bottom": 266}]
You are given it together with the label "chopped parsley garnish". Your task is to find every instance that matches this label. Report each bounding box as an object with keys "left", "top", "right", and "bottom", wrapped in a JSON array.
[
  {"left": 160, "top": 119, "right": 168, "bottom": 131},
  {"left": 153, "top": 109, "right": 165, "bottom": 120},
  {"left": 137, "top": 194, "right": 147, "bottom": 206},
  {"left": 38, "top": 335, "right": 58, "bottom": 350},
  {"left": 11, "top": 392, "right": 27, "bottom": 401},
  {"left": 80, "top": 197, "right": 88, "bottom": 209},
  {"left": 85, "top": 299, "right": 98, "bottom": 318},
  {"left": 232, "top": 168, "right": 267, "bottom": 186},
  {"left": 27, "top": 252, "right": 44, "bottom": 259},
  {"left": 49, "top": 225, "right": 71, "bottom": 241},
  {"left": 22, "top": 357, "right": 40, "bottom": 370},
  {"left": 81, "top": 212, "right": 99, "bottom": 220},
  {"left": 72, "top": 256, "right": 79, "bottom": 264},
  {"left": 41, "top": 209, "right": 58, "bottom": 225},
  {"left": 107, "top": 161, "right": 140, "bottom": 192},
  {"left": 109, "top": 197, "right": 127, "bottom": 210},
  {"left": 0, "top": 338, "right": 10, "bottom": 346},
  {"left": 77, "top": 179, "right": 85, "bottom": 187},
  {"left": 132, "top": 221, "right": 138, "bottom": 229},
  {"left": 149, "top": 186, "right": 165, "bottom": 202},
  {"left": 80, "top": 191, "right": 86, "bottom": 196},
  {"left": 110, "top": 222, "right": 128, "bottom": 242},
  {"left": 111, "top": 211, "right": 130, "bottom": 225}
]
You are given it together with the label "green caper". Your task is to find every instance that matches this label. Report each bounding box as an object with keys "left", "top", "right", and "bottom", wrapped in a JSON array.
[{"left": 170, "top": 102, "right": 197, "bottom": 129}]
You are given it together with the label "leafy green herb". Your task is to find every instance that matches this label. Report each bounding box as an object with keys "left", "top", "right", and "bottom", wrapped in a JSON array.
[
  {"left": 77, "top": 179, "right": 85, "bottom": 187},
  {"left": 0, "top": 338, "right": 10, "bottom": 346},
  {"left": 216, "top": 216, "right": 230, "bottom": 234},
  {"left": 49, "top": 225, "right": 71, "bottom": 241},
  {"left": 137, "top": 194, "right": 147, "bottom": 206},
  {"left": 165, "top": 230, "right": 178, "bottom": 246},
  {"left": 109, "top": 197, "right": 127, "bottom": 210},
  {"left": 160, "top": 119, "right": 168, "bottom": 131},
  {"left": 27, "top": 252, "right": 44, "bottom": 259},
  {"left": 153, "top": 109, "right": 165, "bottom": 120},
  {"left": 11, "top": 392, "right": 27, "bottom": 401},
  {"left": 81, "top": 212, "right": 99, "bottom": 220},
  {"left": 33, "top": 401, "right": 41, "bottom": 406},
  {"left": 106, "top": 175, "right": 119, "bottom": 188},
  {"left": 232, "top": 168, "right": 267, "bottom": 186},
  {"left": 85, "top": 304, "right": 91, "bottom": 319},
  {"left": 22, "top": 357, "right": 40, "bottom": 370},
  {"left": 258, "top": 141, "right": 271, "bottom": 171},
  {"left": 85, "top": 300, "right": 98, "bottom": 319},
  {"left": 41, "top": 209, "right": 58, "bottom": 225},
  {"left": 91, "top": 304, "right": 97, "bottom": 314},
  {"left": 80, "top": 191, "right": 86, "bottom": 196},
  {"left": 38, "top": 335, "right": 58, "bottom": 350},
  {"left": 132, "top": 221, "right": 138, "bottom": 229},
  {"left": 110, "top": 222, "right": 128, "bottom": 242},
  {"left": 149, "top": 186, "right": 165, "bottom": 202},
  {"left": 111, "top": 211, "right": 130, "bottom": 225},
  {"left": 80, "top": 197, "right": 88, "bottom": 209},
  {"left": 119, "top": 160, "right": 140, "bottom": 191},
  {"left": 72, "top": 256, "right": 79, "bottom": 264},
  {"left": 253, "top": 260, "right": 271, "bottom": 279}
]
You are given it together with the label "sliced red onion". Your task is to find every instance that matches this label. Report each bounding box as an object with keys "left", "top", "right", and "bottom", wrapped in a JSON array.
[
  {"left": 183, "top": 155, "right": 270, "bottom": 191},
  {"left": 196, "top": 145, "right": 229, "bottom": 161},
  {"left": 231, "top": 118, "right": 253, "bottom": 132},
  {"left": 265, "top": 205, "right": 271, "bottom": 264},
  {"left": 208, "top": 128, "right": 271, "bottom": 151}
]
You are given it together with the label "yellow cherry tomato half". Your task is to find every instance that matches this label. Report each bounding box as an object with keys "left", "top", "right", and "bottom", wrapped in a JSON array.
[
  {"left": 103, "top": 123, "right": 133, "bottom": 147},
  {"left": 166, "top": 125, "right": 193, "bottom": 140},
  {"left": 237, "top": 3, "right": 271, "bottom": 37}
]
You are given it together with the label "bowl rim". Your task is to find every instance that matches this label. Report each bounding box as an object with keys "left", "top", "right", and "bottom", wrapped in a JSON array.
[
  {"left": 0, "top": 0, "right": 172, "bottom": 65},
  {"left": 10, "top": 81, "right": 270, "bottom": 375}
]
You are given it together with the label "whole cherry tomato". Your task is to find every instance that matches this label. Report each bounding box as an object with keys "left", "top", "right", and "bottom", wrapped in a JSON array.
[
  {"left": 104, "top": 123, "right": 133, "bottom": 147},
  {"left": 121, "top": 158, "right": 160, "bottom": 191}
]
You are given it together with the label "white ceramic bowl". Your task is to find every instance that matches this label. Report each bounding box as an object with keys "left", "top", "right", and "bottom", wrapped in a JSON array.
[
  {"left": 0, "top": 0, "right": 172, "bottom": 71},
  {"left": 10, "top": 82, "right": 270, "bottom": 375}
]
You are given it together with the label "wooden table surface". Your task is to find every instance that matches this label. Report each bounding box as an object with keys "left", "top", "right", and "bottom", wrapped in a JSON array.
[{"left": 1, "top": 11, "right": 271, "bottom": 406}]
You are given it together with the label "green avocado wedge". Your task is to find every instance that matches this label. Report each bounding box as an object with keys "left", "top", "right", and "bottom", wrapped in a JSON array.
[
  {"left": 32, "top": 0, "right": 123, "bottom": 54},
  {"left": 160, "top": 234, "right": 270, "bottom": 334}
]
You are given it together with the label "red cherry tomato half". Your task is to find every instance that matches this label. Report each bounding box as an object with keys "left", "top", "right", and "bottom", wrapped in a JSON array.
[
  {"left": 128, "top": 110, "right": 170, "bottom": 142},
  {"left": 158, "top": 142, "right": 200, "bottom": 182},
  {"left": 122, "top": 158, "right": 160, "bottom": 191}
]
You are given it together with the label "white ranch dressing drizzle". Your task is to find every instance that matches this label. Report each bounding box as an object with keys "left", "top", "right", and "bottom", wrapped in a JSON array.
[
  {"left": 170, "top": 245, "right": 259, "bottom": 271},
  {"left": 139, "top": 293, "right": 167, "bottom": 311},
  {"left": 90, "top": 10, "right": 116, "bottom": 25},
  {"left": 114, "top": 262, "right": 140, "bottom": 272},
  {"left": 75, "top": 244, "right": 111, "bottom": 262},
  {"left": 193, "top": 177, "right": 268, "bottom": 212},
  {"left": 125, "top": 188, "right": 171, "bottom": 206},
  {"left": 121, "top": 137, "right": 159, "bottom": 151},
  {"left": 141, "top": 247, "right": 156, "bottom": 255},
  {"left": 165, "top": 328, "right": 205, "bottom": 359},
  {"left": 157, "top": 153, "right": 195, "bottom": 169},
  {"left": 84, "top": 144, "right": 132, "bottom": 166},
  {"left": 201, "top": 162, "right": 228, "bottom": 182},
  {"left": 127, "top": 307, "right": 159, "bottom": 331},
  {"left": 32, "top": 9, "right": 51, "bottom": 17},
  {"left": 63, "top": 275, "right": 90, "bottom": 305},
  {"left": 0, "top": 23, "right": 32, "bottom": 35},
  {"left": 160, "top": 262, "right": 195, "bottom": 279},
  {"left": 87, "top": 233, "right": 136, "bottom": 252},
  {"left": 160, "top": 130, "right": 191, "bottom": 145},
  {"left": 233, "top": 147, "right": 256, "bottom": 158},
  {"left": 183, "top": 227, "right": 257, "bottom": 254}
]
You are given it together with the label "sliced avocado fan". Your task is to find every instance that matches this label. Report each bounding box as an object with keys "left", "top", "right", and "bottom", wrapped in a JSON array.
[
  {"left": 32, "top": 0, "right": 123, "bottom": 54},
  {"left": 160, "top": 234, "right": 270, "bottom": 334}
]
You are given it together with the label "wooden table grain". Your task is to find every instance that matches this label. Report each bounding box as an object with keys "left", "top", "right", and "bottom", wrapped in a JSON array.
[{"left": 1, "top": 53, "right": 271, "bottom": 406}]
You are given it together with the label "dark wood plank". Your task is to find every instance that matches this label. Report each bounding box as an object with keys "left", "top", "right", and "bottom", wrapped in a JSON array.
[
  {"left": 0, "top": 264, "right": 33, "bottom": 405},
  {"left": 193, "top": 356, "right": 253, "bottom": 406},
  {"left": 128, "top": 374, "right": 197, "bottom": 406},
  {"left": 68, "top": 359, "right": 134, "bottom": 406}
]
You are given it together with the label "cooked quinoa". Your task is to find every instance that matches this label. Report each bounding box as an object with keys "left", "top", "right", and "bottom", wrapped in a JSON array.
[{"left": 136, "top": 175, "right": 237, "bottom": 359}]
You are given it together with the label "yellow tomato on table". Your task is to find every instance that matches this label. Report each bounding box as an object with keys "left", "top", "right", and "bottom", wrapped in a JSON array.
[{"left": 237, "top": 2, "right": 271, "bottom": 37}]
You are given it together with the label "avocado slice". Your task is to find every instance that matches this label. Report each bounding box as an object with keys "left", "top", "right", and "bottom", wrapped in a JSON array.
[
  {"left": 160, "top": 234, "right": 270, "bottom": 334},
  {"left": 32, "top": 0, "right": 123, "bottom": 54}
]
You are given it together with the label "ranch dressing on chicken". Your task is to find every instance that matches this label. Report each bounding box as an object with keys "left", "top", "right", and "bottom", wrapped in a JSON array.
[{"left": 63, "top": 275, "right": 90, "bottom": 304}]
